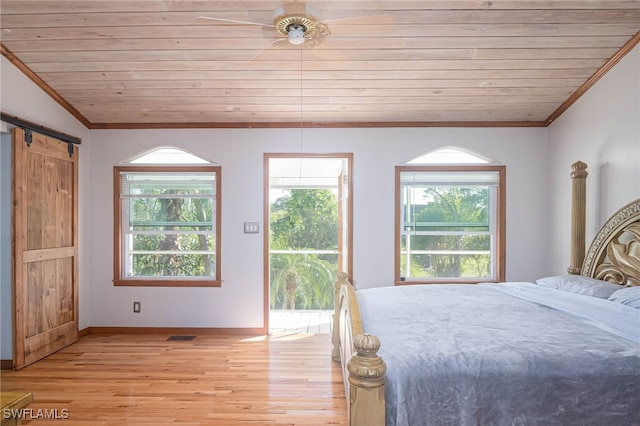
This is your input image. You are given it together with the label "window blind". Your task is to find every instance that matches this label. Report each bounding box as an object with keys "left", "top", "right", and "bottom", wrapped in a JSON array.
[
  {"left": 120, "top": 171, "right": 216, "bottom": 196},
  {"left": 400, "top": 171, "right": 500, "bottom": 186}
]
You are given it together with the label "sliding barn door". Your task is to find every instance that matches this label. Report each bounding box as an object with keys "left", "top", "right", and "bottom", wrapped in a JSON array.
[{"left": 12, "top": 128, "right": 79, "bottom": 369}]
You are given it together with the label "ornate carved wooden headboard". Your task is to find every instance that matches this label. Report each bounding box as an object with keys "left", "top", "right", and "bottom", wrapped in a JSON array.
[{"left": 581, "top": 198, "right": 640, "bottom": 286}]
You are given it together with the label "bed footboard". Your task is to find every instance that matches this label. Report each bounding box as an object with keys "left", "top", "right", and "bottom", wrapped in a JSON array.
[{"left": 332, "top": 272, "right": 386, "bottom": 426}]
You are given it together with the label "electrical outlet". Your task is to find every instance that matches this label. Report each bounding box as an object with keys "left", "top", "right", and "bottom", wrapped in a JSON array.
[{"left": 133, "top": 301, "right": 141, "bottom": 313}]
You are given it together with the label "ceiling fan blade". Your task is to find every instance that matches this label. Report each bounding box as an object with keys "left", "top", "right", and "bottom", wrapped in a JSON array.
[
  {"left": 321, "top": 13, "right": 394, "bottom": 37},
  {"left": 196, "top": 16, "right": 275, "bottom": 29},
  {"left": 248, "top": 38, "right": 289, "bottom": 62},
  {"left": 325, "top": 13, "right": 393, "bottom": 28},
  {"left": 278, "top": 1, "right": 309, "bottom": 17}
]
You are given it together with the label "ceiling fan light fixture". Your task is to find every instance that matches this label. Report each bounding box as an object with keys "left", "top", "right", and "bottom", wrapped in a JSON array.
[{"left": 287, "top": 25, "right": 306, "bottom": 44}]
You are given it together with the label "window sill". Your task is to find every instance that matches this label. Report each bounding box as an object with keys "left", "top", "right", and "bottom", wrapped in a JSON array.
[
  {"left": 394, "top": 279, "right": 499, "bottom": 285},
  {"left": 114, "top": 279, "right": 222, "bottom": 288}
]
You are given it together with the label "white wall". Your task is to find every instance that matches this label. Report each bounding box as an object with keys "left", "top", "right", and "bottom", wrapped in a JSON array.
[
  {"left": 546, "top": 45, "right": 640, "bottom": 275},
  {"left": 89, "top": 126, "right": 547, "bottom": 327},
  {"left": 3, "top": 44, "right": 637, "bottom": 335},
  {"left": 0, "top": 56, "right": 92, "bottom": 359}
]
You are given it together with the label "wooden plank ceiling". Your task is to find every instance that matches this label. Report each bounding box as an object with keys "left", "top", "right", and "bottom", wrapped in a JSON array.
[{"left": 1, "top": 1, "right": 639, "bottom": 128}]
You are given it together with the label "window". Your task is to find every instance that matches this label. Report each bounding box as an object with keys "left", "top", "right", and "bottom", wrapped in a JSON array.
[
  {"left": 395, "top": 149, "right": 505, "bottom": 284},
  {"left": 114, "top": 164, "right": 221, "bottom": 287}
]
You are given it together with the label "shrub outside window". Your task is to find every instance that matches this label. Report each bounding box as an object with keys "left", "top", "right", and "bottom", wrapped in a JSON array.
[
  {"left": 114, "top": 165, "right": 221, "bottom": 287},
  {"left": 395, "top": 165, "right": 505, "bottom": 284}
]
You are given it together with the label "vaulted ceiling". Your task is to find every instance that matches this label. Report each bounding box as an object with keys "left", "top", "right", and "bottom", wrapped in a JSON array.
[{"left": 1, "top": 1, "right": 639, "bottom": 128}]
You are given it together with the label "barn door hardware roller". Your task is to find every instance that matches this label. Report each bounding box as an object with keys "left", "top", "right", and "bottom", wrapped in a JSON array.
[{"left": 0, "top": 112, "right": 82, "bottom": 157}]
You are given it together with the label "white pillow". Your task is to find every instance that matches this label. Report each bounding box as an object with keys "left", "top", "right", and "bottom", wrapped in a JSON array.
[
  {"left": 608, "top": 286, "right": 640, "bottom": 309},
  {"left": 535, "top": 275, "right": 624, "bottom": 299}
]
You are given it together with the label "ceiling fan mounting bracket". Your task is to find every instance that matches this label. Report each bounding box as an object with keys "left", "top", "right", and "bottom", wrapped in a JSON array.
[{"left": 274, "top": 13, "right": 317, "bottom": 37}]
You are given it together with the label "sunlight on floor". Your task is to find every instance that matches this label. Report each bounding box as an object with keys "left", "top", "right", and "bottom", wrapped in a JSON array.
[{"left": 241, "top": 333, "right": 321, "bottom": 342}]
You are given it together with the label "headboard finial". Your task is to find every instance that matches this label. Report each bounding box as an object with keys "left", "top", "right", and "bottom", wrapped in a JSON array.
[
  {"left": 571, "top": 161, "right": 589, "bottom": 179},
  {"left": 570, "top": 161, "right": 588, "bottom": 178}
]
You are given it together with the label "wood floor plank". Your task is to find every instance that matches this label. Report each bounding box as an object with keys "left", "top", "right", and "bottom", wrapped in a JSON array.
[{"left": 0, "top": 333, "right": 347, "bottom": 425}]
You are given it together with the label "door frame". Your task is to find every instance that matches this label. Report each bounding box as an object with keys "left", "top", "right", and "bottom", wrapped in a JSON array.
[{"left": 263, "top": 153, "right": 353, "bottom": 333}]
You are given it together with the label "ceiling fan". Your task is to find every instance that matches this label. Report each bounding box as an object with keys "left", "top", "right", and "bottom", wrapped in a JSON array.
[{"left": 196, "top": 2, "right": 393, "bottom": 56}]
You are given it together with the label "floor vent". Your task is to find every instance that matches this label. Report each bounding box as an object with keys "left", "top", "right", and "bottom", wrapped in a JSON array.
[{"left": 167, "top": 335, "right": 196, "bottom": 341}]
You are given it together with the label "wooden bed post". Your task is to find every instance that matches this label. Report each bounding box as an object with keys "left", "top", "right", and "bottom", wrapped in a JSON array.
[
  {"left": 347, "top": 334, "right": 386, "bottom": 426},
  {"left": 331, "top": 272, "right": 387, "bottom": 425},
  {"left": 568, "top": 161, "right": 588, "bottom": 274}
]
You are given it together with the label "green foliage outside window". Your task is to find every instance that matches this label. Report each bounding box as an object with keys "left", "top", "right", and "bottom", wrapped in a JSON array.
[
  {"left": 402, "top": 186, "right": 491, "bottom": 279},
  {"left": 129, "top": 195, "right": 215, "bottom": 277},
  {"left": 269, "top": 189, "right": 338, "bottom": 310},
  {"left": 121, "top": 171, "right": 217, "bottom": 279}
]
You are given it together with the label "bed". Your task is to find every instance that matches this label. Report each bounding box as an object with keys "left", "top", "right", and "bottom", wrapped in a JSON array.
[{"left": 331, "top": 162, "right": 640, "bottom": 425}]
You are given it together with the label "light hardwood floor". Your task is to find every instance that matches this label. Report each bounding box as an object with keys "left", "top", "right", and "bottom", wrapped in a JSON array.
[{"left": 1, "top": 333, "right": 347, "bottom": 425}]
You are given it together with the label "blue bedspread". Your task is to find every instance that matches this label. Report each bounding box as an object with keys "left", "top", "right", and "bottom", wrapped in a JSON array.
[{"left": 356, "top": 282, "right": 640, "bottom": 426}]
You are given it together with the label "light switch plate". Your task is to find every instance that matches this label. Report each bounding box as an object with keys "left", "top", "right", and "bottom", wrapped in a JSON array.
[{"left": 244, "top": 222, "right": 259, "bottom": 234}]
